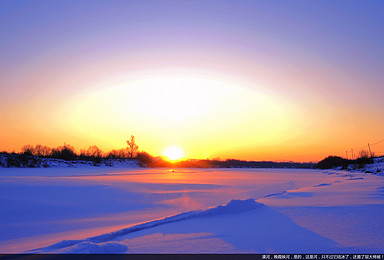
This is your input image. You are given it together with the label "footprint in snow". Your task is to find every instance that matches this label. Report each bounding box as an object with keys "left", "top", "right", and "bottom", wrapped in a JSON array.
[{"left": 313, "top": 183, "right": 331, "bottom": 187}]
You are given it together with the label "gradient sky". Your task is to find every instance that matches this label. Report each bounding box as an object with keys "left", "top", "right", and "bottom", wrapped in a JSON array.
[{"left": 1, "top": 0, "right": 384, "bottom": 162}]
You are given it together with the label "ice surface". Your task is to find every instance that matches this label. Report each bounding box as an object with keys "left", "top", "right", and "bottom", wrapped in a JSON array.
[{"left": 1, "top": 167, "right": 384, "bottom": 253}]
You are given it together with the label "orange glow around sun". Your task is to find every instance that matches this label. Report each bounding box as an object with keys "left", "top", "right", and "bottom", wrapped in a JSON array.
[{"left": 163, "top": 146, "right": 184, "bottom": 161}]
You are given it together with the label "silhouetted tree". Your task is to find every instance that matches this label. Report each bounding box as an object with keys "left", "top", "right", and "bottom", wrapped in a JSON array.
[
  {"left": 359, "top": 150, "right": 369, "bottom": 159},
  {"left": 106, "top": 149, "right": 118, "bottom": 159},
  {"left": 106, "top": 149, "right": 128, "bottom": 159},
  {"left": 79, "top": 149, "right": 88, "bottom": 159},
  {"left": 136, "top": 151, "right": 153, "bottom": 165},
  {"left": 21, "top": 145, "right": 34, "bottom": 156},
  {"left": 126, "top": 135, "right": 138, "bottom": 159},
  {"left": 316, "top": 156, "right": 348, "bottom": 169},
  {"left": 86, "top": 145, "right": 103, "bottom": 158},
  {"left": 34, "top": 144, "right": 43, "bottom": 156},
  {"left": 51, "top": 143, "right": 77, "bottom": 161},
  {"left": 39, "top": 145, "right": 52, "bottom": 157}
]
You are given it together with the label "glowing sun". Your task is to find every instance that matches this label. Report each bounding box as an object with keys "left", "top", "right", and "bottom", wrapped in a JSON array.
[{"left": 163, "top": 146, "right": 184, "bottom": 161}]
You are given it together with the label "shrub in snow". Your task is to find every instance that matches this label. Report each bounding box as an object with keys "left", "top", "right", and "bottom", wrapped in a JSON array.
[{"left": 316, "top": 156, "right": 349, "bottom": 169}]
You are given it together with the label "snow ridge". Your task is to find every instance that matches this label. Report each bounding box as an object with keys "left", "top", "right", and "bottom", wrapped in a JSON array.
[{"left": 35, "top": 198, "right": 263, "bottom": 253}]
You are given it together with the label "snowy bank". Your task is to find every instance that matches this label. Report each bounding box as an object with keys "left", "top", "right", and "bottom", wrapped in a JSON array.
[
  {"left": 336, "top": 157, "right": 384, "bottom": 175},
  {"left": 0, "top": 153, "right": 144, "bottom": 168}
]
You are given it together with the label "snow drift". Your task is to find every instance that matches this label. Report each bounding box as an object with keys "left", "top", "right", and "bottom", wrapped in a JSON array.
[{"left": 34, "top": 198, "right": 263, "bottom": 253}]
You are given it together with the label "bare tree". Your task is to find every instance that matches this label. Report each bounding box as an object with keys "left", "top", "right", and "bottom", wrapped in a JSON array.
[
  {"left": 359, "top": 150, "right": 370, "bottom": 159},
  {"left": 79, "top": 149, "right": 87, "bottom": 158},
  {"left": 126, "top": 135, "right": 139, "bottom": 159},
  {"left": 86, "top": 145, "right": 103, "bottom": 158},
  {"left": 40, "top": 145, "right": 52, "bottom": 157},
  {"left": 34, "top": 144, "right": 44, "bottom": 156},
  {"left": 21, "top": 145, "right": 34, "bottom": 155}
]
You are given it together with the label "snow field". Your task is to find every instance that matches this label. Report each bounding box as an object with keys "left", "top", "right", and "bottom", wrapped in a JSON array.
[{"left": 0, "top": 167, "right": 383, "bottom": 253}]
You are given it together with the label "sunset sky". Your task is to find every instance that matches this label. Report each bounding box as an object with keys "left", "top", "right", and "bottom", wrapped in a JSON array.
[{"left": 1, "top": 0, "right": 384, "bottom": 162}]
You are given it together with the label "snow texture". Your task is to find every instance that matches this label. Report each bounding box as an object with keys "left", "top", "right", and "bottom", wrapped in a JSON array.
[
  {"left": 338, "top": 156, "right": 384, "bottom": 175},
  {"left": 36, "top": 198, "right": 262, "bottom": 253},
  {"left": 1, "top": 167, "right": 384, "bottom": 253},
  {"left": 56, "top": 241, "right": 127, "bottom": 254}
]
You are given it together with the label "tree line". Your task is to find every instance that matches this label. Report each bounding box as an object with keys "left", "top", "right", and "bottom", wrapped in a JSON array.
[
  {"left": 5, "top": 135, "right": 376, "bottom": 169},
  {"left": 3, "top": 135, "right": 154, "bottom": 165}
]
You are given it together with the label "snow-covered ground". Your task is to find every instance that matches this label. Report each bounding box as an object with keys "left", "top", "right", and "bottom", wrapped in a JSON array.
[
  {"left": 344, "top": 157, "right": 384, "bottom": 175},
  {"left": 0, "top": 154, "right": 143, "bottom": 168},
  {"left": 0, "top": 166, "right": 383, "bottom": 253}
]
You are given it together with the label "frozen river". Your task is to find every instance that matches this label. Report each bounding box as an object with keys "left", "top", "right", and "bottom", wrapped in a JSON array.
[{"left": 1, "top": 167, "right": 383, "bottom": 253}]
